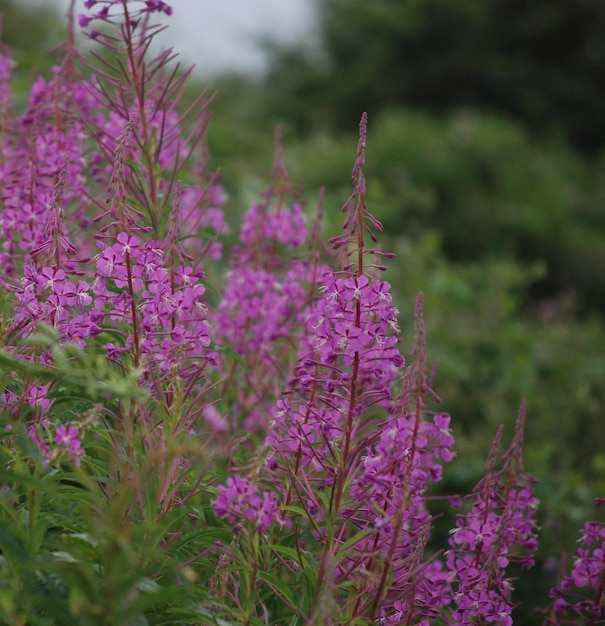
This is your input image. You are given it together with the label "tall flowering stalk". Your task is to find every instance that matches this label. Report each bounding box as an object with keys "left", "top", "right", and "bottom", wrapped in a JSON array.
[
  {"left": 70, "top": 4, "right": 226, "bottom": 533},
  {"left": 0, "top": 48, "right": 90, "bottom": 277},
  {"left": 0, "top": 9, "right": 96, "bottom": 463},
  {"left": 79, "top": 0, "right": 213, "bottom": 238},
  {"left": 359, "top": 294, "right": 455, "bottom": 623},
  {"left": 445, "top": 402, "right": 540, "bottom": 625},
  {"left": 0, "top": 0, "right": 226, "bottom": 543},
  {"left": 216, "top": 126, "right": 324, "bottom": 433},
  {"left": 544, "top": 504, "right": 605, "bottom": 625},
  {"left": 236, "top": 114, "right": 454, "bottom": 623}
]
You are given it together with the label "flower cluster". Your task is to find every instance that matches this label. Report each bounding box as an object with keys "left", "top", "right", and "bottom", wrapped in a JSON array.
[
  {"left": 343, "top": 296, "right": 456, "bottom": 620},
  {"left": 446, "top": 410, "right": 539, "bottom": 625},
  {"left": 0, "top": 74, "right": 90, "bottom": 276},
  {"left": 546, "top": 519, "right": 605, "bottom": 623},
  {"left": 353, "top": 411, "right": 456, "bottom": 534},
  {"left": 238, "top": 201, "right": 307, "bottom": 252},
  {"left": 79, "top": 0, "right": 173, "bottom": 29},
  {"left": 214, "top": 475, "right": 282, "bottom": 533},
  {"left": 217, "top": 262, "right": 311, "bottom": 386},
  {"left": 94, "top": 232, "right": 211, "bottom": 373},
  {"left": 215, "top": 138, "right": 317, "bottom": 432},
  {"left": 266, "top": 269, "right": 405, "bottom": 481},
  {"left": 7, "top": 225, "right": 212, "bottom": 461},
  {"left": 298, "top": 272, "right": 402, "bottom": 396},
  {"left": 0, "top": 0, "right": 222, "bottom": 475},
  {"left": 14, "top": 265, "right": 96, "bottom": 346}
]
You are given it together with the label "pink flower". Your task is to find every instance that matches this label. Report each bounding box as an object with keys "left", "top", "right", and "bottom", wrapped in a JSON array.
[
  {"left": 38, "top": 267, "right": 66, "bottom": 291},
  {"left": 55, "top": 425, "right": 84, "bottom": 467},
  {"left": 214, "top": 476, "right": 281, "bottom": 533},
  {"left": 78, "top": 14, "right": 92, "bottom": 28},
  {"left": 26, "top": 385, "right": 51, "bottom": 411},
  {"left": 96, "top": 244, "right": 121, "bottom": 277},
  {"left": 114, "top": 231, "right": 140, "bottom": 257}
]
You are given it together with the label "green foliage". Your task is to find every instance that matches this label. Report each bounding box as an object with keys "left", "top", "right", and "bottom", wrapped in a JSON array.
[
  {"left": 0, "top": 0, "right": 64, "bottom": 108},
  {"left": 0, "top": 315, "right": 232, "bottom": 625},
  {"left": 280, "top": 107, "right": 605, "bottom": 311},
  {"left": 0, "top": 327, "right": 148, "bottom": 405},
  {"left": 263, "top": 0, "right": 605, "bottom": 153}
]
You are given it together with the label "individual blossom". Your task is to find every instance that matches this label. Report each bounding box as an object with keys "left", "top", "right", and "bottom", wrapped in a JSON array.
[
  {"left": 54, "top": 424, "right": 85, "bottom": 467},
  {"left": 25, "top": 384, "right": 52, "bottom": 412}
]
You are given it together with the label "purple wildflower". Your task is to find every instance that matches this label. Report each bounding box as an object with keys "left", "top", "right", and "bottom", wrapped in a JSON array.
[
  {"left": 445, "top": 403, "right": 539, "bottom": 624},
  {"left": 215, "top": 128, "right": 318, "bottom": 432},
  {"left": 214, "top": 475, "right": 282, "bottom": 533},
  {"left": 545, "top": 517, "right": 605, "bottom": 624},
  {"left": 55, "top": 425, "right": 85, "bottom": 467}
]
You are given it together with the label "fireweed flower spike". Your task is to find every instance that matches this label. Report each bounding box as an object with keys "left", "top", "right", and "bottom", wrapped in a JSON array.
[
  {"left": 78, "top": 0, "right": 212, "bottom": 240},
  {"left": 74, "top": 0, "right": 218, "bottom": 385},
  {"left": 359, "top": 294, "right": 456, "bottom": 622},
  {"left": 0, "top": 68, "right": 90, "bottom": 277},
  {"left": 544, "top": 507, "right": 605, "bottom": 624},
  {"left": 261, "top": 114, "right": 455, "bottom": 623},
  {"left": 214, "top": 476, "right": 282, "bottom": 534},
  {"left": 445, "top": 401, "right": 539, "bottom": 625},
  {"left": 3, "top": 0, "right": 217, "bottom": 468},
  {"left": 215, "top": 126, "right": 318, "bottom": 432},
  {"left": 267, "top": 113, "right": 404, "bottom": 478}
]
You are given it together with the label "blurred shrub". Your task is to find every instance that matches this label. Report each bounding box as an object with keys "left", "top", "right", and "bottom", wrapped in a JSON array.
[
  {"left": 263, "top": 0, "right": 605, "bottom": 153},
  {"left": 282, "top": 107, "right": 605, "bottom": 312},
  {"left": 0, "top": 0, "right": 63, "bottom": 108}
]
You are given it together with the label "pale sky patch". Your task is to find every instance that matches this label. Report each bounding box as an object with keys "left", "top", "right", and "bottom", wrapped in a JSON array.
[{"left": 19, "top": 0, "right": 317, "bottom": 75}]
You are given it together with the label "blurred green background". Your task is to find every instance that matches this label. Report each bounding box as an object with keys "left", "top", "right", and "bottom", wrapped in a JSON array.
[{"left": 3, "top": 0, "right": 605, "bottom": 621}]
